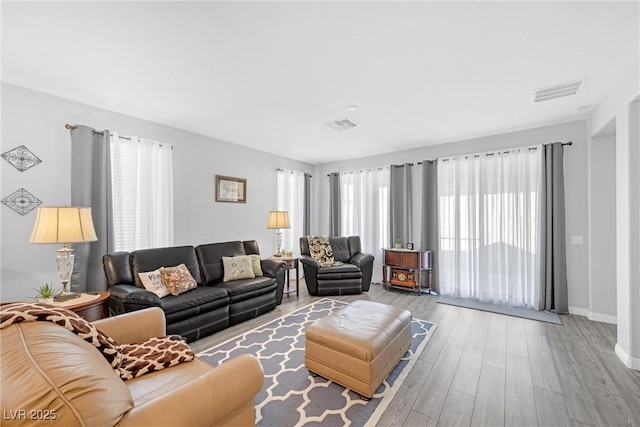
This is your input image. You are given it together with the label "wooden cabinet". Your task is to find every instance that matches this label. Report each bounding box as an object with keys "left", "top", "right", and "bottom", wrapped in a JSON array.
[{"left": 382, "top": 249, "right": 432, "bottom": 295}]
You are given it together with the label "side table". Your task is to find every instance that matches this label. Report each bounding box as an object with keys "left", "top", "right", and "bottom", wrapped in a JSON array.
[
  {"left": 277, "top": 257, "right": 299, "bottom": 297},
  {"left": 57, "top": 291, "right": 110, "bottom": 322}
]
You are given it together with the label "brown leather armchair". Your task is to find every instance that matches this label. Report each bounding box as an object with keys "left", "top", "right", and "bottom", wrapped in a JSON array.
[{"left": 1, "top": 307, "right": 264, "bottom": 426}]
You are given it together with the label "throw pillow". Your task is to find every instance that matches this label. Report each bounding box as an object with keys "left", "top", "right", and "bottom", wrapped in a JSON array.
[
  {"left": 222, "top": 255, "right": 255, "bottom": 282},
  {"left": 159, "top": 264, "right": 198, "bottom": 296},
  {"left": 138, "top": 269, "right": 171, "bottom": 298},
  {"left": 307, "top": 235, "right": 342, "bottom": 267},
  {"left": 250, "top": 254, "right": 263, "bottom": 277}
]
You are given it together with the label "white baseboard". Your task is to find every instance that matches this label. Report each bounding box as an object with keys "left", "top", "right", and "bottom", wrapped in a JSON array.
[
  {"left": 615, "top": 344, "right": 640, "bottom": 371},
  {"left": 568, "top": 306, "right": 617, "bottom": 324}
]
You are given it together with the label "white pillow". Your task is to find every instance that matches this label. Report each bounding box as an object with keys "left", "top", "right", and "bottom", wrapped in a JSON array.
[
  {"left": 222, "top": 255, "right": 255, "bottom": 282},
  {"left": 138, "top": 269, "right": 171, "bottom": 298}
]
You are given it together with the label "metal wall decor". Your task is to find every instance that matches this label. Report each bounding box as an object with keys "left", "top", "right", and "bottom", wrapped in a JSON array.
[
  {"left": 2, "top": 188, "right": 42, "bottom": 215},
  {"left": 1, "top": 145, "right": 42, "bottom": 172}
]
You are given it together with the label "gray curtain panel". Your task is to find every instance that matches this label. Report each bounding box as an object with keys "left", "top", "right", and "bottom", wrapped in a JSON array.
[
  {"left": 390, "top": 163, "right": 413, "bottom": 246},
  {"left": 303, "top": 173, "right": 311, "bottom": 236},
  {"left": 539, "top": 142, "right": 569, "bottom": 313},
  {"left": 70, "top": 125, "right": 114, "bottom": 292},
  {"left": 328, "top": 172, "right": 341, "bottom": 236},
  {"left": 420, "top": 160, "right": 439, "bottom": 293}
]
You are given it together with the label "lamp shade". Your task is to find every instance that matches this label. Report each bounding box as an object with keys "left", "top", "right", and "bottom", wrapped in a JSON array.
[
  {"left": 28, "top": 206, "right": 98, "bottom": 244},
  {"left": 266, "top": 211, "right": 290, "bottom": 229}
]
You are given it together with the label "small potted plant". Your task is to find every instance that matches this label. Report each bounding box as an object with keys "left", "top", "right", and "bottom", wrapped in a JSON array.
[
  {"left": 395, "top": 238, "right": 402, "bottom": 249},
  {"left": 33, "top": 283, "right": 59, "bottom": 304}
]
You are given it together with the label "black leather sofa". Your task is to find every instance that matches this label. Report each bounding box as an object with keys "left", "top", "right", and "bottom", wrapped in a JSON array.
[
  {"left": 103, "top": 240, "right": 286, "bottom": 342},
  {"left": 299, "top": 236, "right": 375, "bottom": 296}
]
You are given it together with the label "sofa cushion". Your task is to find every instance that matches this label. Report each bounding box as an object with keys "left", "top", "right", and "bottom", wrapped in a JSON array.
[
  {"left": 222, "top": 255, "right": 255, "bottom": 282},
  {"left": 132, "top": 246, "right": 203, "bottom": 287},
  {"left": 159, "top": 286, "right": 229, "bottom": 315},
  {"left": 317, "top": 263, "right": 363, "bottom": 280},
  {"left": 196, "top": 241, "right": 247, "bottom": 285},
  {"left": 329, "top": 237, "right": 352, "bottom": 262},
  {"left": 160, "top": 264, "right": 198, "bottom": 295},
  {"left": 213, "top": 277, "right": 276, "bottom": 299},
  {"left": 1, "top": 322, "right": 134, "bottom": 426}
]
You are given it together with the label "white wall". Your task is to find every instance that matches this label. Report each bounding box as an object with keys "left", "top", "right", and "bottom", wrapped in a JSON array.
[
  {"left": 588, "top": 59, "right": 639, "bottom": 370},
  {"left": 313, "top": 120, "right": 591, "bottom": 311},
  {"left": 0, "top": 83, "right": 314, "bottom": 302},
  {"left": 588, "top": 135, "right": 617, "bottom": 322}
]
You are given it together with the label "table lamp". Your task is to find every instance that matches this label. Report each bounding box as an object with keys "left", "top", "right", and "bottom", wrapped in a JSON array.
[
  {"left": 28, "top": 206, "right": 98, "bottom": 298},
  {"left": 266, "top": 210, "right": 290, "bottom": 257}
]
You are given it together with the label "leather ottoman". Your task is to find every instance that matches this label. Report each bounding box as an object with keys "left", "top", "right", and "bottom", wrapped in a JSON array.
[{"left": 304, "top": 300, "right": 412, "bottom": 398}]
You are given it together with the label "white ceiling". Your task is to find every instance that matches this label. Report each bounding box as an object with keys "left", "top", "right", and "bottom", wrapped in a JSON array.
[{"left": 2, "top": 1, "right": 638, "bottom": 164}]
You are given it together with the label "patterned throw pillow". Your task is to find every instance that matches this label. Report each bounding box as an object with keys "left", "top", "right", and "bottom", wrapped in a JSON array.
[
  {"left": 159, "top": 264, "right": 198, "bottom": 296},
  {"left": 222, "top": 255, "right": 255, "bottom": 282},
  {"left": 138, "top": 269, "right": 171, "bottom": 298},
  {"left": 250, "top": 254, "right": 263, "bottom": 277},
  {"left": 307, "top": 236, "right": 342, "bottom": 267}
]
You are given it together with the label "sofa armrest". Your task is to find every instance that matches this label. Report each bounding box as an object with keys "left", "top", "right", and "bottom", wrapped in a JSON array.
[
  {"left": 108, "top": 284, "right": 161, "bottom": 316},
  {"left": 93, "top": 307, "right": 166, "bottom": 344},
  {"left": 117, "top": 354, "right": 264, "bottom": 427},
  {"left": 350, "top": 252, "right": 374, "bottom": 268},
  {"left": 299, "top": 255, "right": 320, "bottom": 270},
  {"left": 261, "top": 258, "right": 285, "bottom": 278}
]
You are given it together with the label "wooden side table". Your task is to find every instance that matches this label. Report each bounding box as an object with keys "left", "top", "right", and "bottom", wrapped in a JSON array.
[
  {"left": 58, "top": 291, "right": 110, "bottom": 322},
  {"left": 279, "top": 257, "right": 299, "bottom": 297},
  {"left": 382, "top": 248, "right": 432, "bottom": 295}
]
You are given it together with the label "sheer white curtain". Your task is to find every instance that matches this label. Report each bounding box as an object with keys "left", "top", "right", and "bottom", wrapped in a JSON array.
[
  {"left": 438, "top": 147, "right": 542, "bottom": 308},
  {"left": 340, "top": 168, "right": 390, "bottom": 263},
  {"left": 110, "top": 132, "right": 174, "bottom": 252},
  {"left": 277, "top": 169, "right": 305, "bottom": 256}
]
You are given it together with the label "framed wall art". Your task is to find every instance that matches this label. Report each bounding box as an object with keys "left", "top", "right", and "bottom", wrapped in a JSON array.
[{"left": 215, "top": 175, "right": 247, "bottom": 203}]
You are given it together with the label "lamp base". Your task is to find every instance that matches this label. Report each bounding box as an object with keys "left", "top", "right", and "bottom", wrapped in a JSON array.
[{"left": 54, "top": 293, "right": 81, "bottom": 302}]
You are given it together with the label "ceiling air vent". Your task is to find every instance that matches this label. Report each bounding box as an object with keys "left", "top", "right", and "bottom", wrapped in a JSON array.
[
  {"left": 533, "top": 78, "right": 587, "bottom": 103},
  {"left": 326, "top": 117, "right": 359, "bottom": 131}
]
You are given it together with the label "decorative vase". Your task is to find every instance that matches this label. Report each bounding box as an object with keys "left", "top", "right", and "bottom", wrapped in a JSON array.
[
  {"left": 395, "top": 243, "right": 402, "bottom": 249},
  {"left": 37, "top": 297, "right": 54, "bottom": 304}
]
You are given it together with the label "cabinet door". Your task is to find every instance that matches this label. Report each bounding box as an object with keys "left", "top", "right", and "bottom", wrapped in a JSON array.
[
  {"left": 385, "top": 250, "right": 402, "bottom": 266},
  {"left": 399, "top": 252, "right": 419, "bottom": 268}
]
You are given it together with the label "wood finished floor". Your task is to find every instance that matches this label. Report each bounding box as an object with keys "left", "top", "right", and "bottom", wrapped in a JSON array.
[{"left": 190, "top": 282, "right": 640, "bottom": 427}]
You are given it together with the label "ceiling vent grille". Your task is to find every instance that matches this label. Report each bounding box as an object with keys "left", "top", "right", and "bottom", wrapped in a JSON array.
[
  {"left": 327, "top": 117, "right": 359, "bottom": 131},
  {"left": 533, "top": 78, "right": 586, "bottom": 103}
]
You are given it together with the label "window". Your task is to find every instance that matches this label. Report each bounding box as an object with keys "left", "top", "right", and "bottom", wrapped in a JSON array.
[
  {"left": 437, "top": 148, "right": 542, "bottom": 308},
  {"left": 277, "top": 169, "right": 306, "bottom": 256},
  {"left": 339, "top": 168, "right": 389, "bottom": 258},
  {"left": 110, "top": 132, "right": 173, "bottom": 252}
]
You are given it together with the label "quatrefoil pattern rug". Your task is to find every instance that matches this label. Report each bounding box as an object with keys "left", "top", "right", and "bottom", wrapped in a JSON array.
[{"left": 197, "top": 299, "right": 437, "bottom": 427}]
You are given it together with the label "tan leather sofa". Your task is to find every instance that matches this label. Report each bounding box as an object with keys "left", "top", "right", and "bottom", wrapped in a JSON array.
[{"left": 1, "top": 307, "right": 264, "bottom": 426}]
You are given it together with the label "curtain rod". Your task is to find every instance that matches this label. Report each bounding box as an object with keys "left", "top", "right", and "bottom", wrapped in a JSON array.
[
  {"left": 326, "top": 167, "right": 385, "bottom": 176},
  {"left": 276, "top": 168, "right": 313, "bottom": 178},
  {"left": 417, "top": 141, "right": 573, "bottom": 164},
  {"left": 65, "top": 123, "right": 172, "bottom": 148}
]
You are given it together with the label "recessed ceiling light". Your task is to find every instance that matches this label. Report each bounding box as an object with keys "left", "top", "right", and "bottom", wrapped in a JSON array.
[{"left": 346, "top": 105, "right": 358, "bottom": 112}]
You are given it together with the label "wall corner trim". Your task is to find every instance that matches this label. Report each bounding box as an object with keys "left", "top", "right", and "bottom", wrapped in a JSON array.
[
  {"left": 568, "top": 306, "right": 617, "bottom": 325},
  {"left": 615, "top": 343, "right": 640, "bottom": 371}
]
